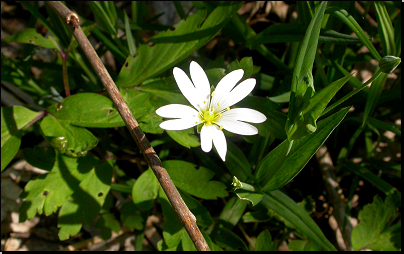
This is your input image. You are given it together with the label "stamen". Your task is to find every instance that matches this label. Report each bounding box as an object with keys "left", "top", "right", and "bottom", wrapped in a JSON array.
[
  {"left": 217, "top": 103, "right": 220, "bottom": 107},
  {"left": 226, "top": 107, "right": 230, "bottom": 111},
  {"left": 204, "top": 101, "right": 206, "bottom": 104},
  {"left": 211, "top": 91, "right": 215, "bottom": 97},
  {"left": 217, "top": 113, "right": 222, "bottom": 117},
  {"left": 220, "top": 125, "right": 223, "bottom": 130}
]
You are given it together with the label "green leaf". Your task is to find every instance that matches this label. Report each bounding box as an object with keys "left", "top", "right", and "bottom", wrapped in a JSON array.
[
  {"left": 2, "top": 28, "right": 58, "bottom": 49},
  {"left": 181, "top": 191, "right": 213, "bottom": 228},
  {"left": 249, "top": 24, "right": 363, "bottom": 48},
  {"left": 23, "top": 147, "right": 56, "bottom": 171},
  {"left": 286, "top": 1, "right": 327, "bottom": 141},
  {"left": 217, "top": 196, "right": 248, "bottom": 229},
  {"left": 232, "top": 176, "right": 262, "bottom": 205},
  {"left": 40, "top": 115, "right": 98, "bottom": 157},
  {"left": 208, "top": 196, "right": 248, "bottom": 250},
  {"left": 343, "top": 161, "right": 399, "bottom": 195},
  {"left": 255, "top": 230, "right": 276, "bottom": 251},
  {"left": 124, "top": 11, "right": 137, "bottom": 57},
  {"left": 115, "top": 3, "right": 241, "bottom": 87},
  {"left": 362, "top": 72, "right": 387, "bottom": 127},
  {"left": 225, "top": 141, "right": 253, "bottom": 182},
  {"left": 167, "top": 128, "right": 200, "bottom": 148},
  {"left": 19, "top": 2, "right": 64, "bottom": 48},
  {"left": 162, "top": 160, "right": 228, "bottom": 200},
  {"left": 236, "top": 96, "right": 287, "bottom": 140},
  {"left": 120, "top": 202, "right": 144, "bottom": 230},
  {"left": 227, "top": 57, "right": 255, "bottom": 81},
  {"left": 96, "top": 212, "right": 121, "bottom": 240},
  {"left": 158, "top": 187, "right": 213, "bottom": 249},
  {"left": 88, "top": 1, "right": 117, "bottom": 36},
  {"left": 287, "top": 73, "right": 352, "bottom": 140},
  {"left": 256, "top": 107, "right": 350, "bottom": 191},
  {"left": 325, "top": 6, "right": 381, "bottom": 61},
  {"left": 261, "top": 191, "right": 336, "bottom": 251},
  {"left": 19, "top": 154, "right": 100, "bottom": 221},
  {"left": 364, "top": 117, "right": 401, "bottom": 137},
  {"left": 233, "top": 189, "right": 263, "bottom": 207},
  {"left": 1, "top": 106, "right": 42, "bottom": 171},
  {"left": 58, "top": 161, "right": 113, "bottom": 240},
  {"left": 91, "top": 26, "right": 127, "bottom": 63},
  {"left": 352, "top": 193, "right": 401, "bottom": 251},
  {"left": 374, "top": 2, "right": 396, "bottom": 56},
  {"left": 288, "top": 239, "right": 323, "bottom": 251},
  {"left": 379, "top": 56, "right": 401, "bottom": 74},
  {"left": 46, "top": 92, "right": 149, "bottom": 128},
  {"left": 132, "top": 168, "right": 160, "bottom": 211}
]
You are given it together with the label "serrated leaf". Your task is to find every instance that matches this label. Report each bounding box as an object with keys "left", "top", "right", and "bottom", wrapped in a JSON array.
[
  {"left": 1, "top": 106, "right": 42, "bottom": 171},
  {"left": 116, "top": 3, "right": 241, "bottom": 87},
  {"left": 95, "top": 212, "right": 121, "bottom": 240},
  {"left": 256, "top": 107, "right": 350, "bottom": 191},
  {"left": 255, "top": 230, "right": 276, "bottom": 251},
  {"left": 352, "top": 193, "right": 401, "bottom": 251},
  {"left": 46, "top": 92, "right": 149, "bottom": 128},
  {"left": 163, "top": 160, "right": 228, "bottom": 200},
  {"left": 120, "top": 202, "right": 144, "bottom": 230},
  {"left": 58, "top": 161, "right": 113, "bottom": 240},
  {"left": 132, "top": 168, "right": 160, "bottom": 211},
  {"left": 40, "top": 115, "right": 98, "bottom": 157},
  {"left": 19, "top": 154, "right": 99, "bottom": 222},
  {"left": 227, "top": 57, "right": 254, "bottom": 81},
  {"left": 3, "top": 28, "right": 58, "bottom": 49},
  {"left": 23, "top": 147, "right": 56, "bottom": 171}
]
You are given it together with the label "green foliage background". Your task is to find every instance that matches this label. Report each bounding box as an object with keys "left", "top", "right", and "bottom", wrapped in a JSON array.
[{"left": 1, "top": 1, "right": 401, "bottom": 251}]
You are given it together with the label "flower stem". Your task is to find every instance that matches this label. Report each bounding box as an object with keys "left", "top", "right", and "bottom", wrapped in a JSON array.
[{"left": 60, "top": 50, "right": 71, "bottom": 97}]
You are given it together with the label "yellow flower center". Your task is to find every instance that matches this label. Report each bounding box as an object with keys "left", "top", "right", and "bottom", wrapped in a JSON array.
[{"left": 200, "top": 106, "right": 230, "bottom": 127}]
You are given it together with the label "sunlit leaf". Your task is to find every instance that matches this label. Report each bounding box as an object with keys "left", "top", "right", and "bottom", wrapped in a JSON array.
[{"left": 1, "top": 106, "right": 42, "bottom": 171}]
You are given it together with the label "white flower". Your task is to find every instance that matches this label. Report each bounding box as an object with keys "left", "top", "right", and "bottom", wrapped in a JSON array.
[{"left": 156, "top": 61, "right": 267, "bottom": 161}]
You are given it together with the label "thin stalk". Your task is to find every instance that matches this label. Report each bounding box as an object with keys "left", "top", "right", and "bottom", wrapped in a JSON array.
[{"left": 61, "top": 50, "right": 71, "bottom": 97}]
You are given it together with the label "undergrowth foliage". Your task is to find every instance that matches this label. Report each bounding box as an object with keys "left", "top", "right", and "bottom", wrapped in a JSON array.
[{"left": 1, "top": 1, "right": 401, "bottom": 251}]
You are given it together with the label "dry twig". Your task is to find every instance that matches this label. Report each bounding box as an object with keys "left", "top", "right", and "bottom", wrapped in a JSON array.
[{"left": 316, "top": 145, "right": 353, "bottom": 251}]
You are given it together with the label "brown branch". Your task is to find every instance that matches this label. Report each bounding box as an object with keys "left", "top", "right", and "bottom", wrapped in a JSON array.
[
  {"left": 316, "top": 145, "right": 353, "bottom": 251},
  {"left": 46, "top": 1, "right": 210, "bottom": 251}
]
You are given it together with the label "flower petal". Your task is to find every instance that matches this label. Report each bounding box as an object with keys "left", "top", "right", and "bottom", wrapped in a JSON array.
[
  {"left": 173, "top": 67, "right": 200, "bottom": 110},
  {"left": 190, "top": 61, "right": 210, "bottom": 111},
  {"left": 211, "top": 126, "right": 227, "bottom": 161},
  {"left": 216, "top": 118, "right": 258, "bottom": 136},
  {"left": 200, "top": 125, "right": 213, "bottom": 153},
  {"left": 159, "top": 118, "right": 200, "bottom": 130},
  {"left": 211, "top": 69, "right": 244, "bottom": 111},
  {"left": 220, "top": 108, "right": 266, "bottom": 123},
  {"left": 156, "top": 104, "right": 200, "bottom": 119},
  {"left": 218, "top": 78, "right": 256, "bottom": 110}
]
